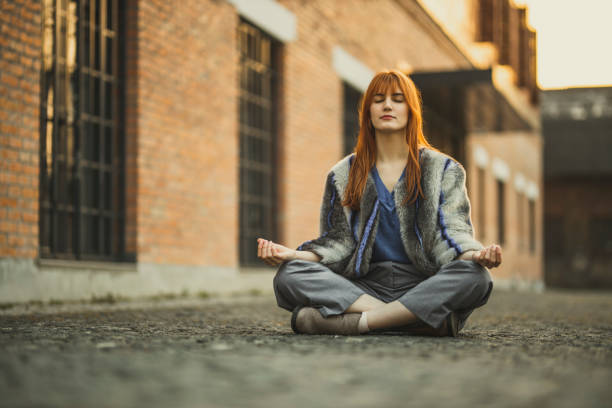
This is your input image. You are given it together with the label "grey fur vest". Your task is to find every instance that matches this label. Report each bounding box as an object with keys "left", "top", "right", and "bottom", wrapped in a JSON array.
[{"left": 297, "top": 147, "right": 484, "bottom": 278}]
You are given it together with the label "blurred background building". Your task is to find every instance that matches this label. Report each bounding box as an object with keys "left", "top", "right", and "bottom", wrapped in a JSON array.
[
  {"left": 0, "top": 0, "right": 542, "bottom": 303},
  {"left": 542, "top": 87, "right": 612, "bottom": 289}
]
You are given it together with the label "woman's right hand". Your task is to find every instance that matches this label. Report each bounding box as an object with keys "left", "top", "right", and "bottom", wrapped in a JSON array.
[{"left": 257, "top": 238, "right": 297, "bottom": 266}]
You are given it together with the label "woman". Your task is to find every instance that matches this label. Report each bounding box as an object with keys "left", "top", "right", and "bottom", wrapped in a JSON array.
[{"left": 257, "top": 69, "right": 501, "bottom": 336}]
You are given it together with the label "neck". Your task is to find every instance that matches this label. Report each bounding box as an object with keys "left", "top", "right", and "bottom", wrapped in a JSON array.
[{"left": 375, "top": 129, "right": 409, "bottom": 164}]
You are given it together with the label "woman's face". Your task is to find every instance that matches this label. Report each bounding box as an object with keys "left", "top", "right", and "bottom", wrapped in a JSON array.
[{"left": 369, "top": 88, "right": 409, "bottom": 133}]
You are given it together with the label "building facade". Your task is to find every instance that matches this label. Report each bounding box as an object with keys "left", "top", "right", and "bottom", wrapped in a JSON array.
[
  {"left": 0, "top": 0, "right": 542, "bottom": 303},
  {"left": 542, "top": 87, "right": 612, "bottom": 289}
]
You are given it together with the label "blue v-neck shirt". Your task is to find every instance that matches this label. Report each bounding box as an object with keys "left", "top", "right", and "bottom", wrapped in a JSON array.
[{"left": 351, "top": 165, "right": 413, "bottom": 264}]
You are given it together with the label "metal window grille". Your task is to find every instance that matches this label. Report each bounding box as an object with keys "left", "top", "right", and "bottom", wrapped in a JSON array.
[
  {"left": 237, "top": 20, "right": 279, "bottom": 266},
  {"left": 477, "top": 0, "right": 495, "bottom": 42},
  {"left": 517, "top": 7, "right": 529, "bottom": 88},
  {"left": 528, "top": 199, "right": 536, "bottom": 253},
  {"left": 420, "top": 87, "right": 466, "bottom": 163},
  {"left": 342, "top": 82, "right": 361, "bottom": 157},
  {"left": 40, "top": 0, "right": 125, "bottom": 261},
  {"left": 477, "top": 167, "right": 485, "bottom": 240},
  {"left": 517, "top": 191, "right": 524, "bottom": 251},
  {"left": 499, "top": 0, "right": 510, "bottom": 65},
  {"left": 497, "top": 180, "right": 505, "bottom": 245},
  {"left": 527, "top": 30, "right": 538, "bottom": 104}
]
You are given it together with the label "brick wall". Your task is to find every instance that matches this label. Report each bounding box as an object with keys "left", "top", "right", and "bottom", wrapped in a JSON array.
[
  {"left": 0, "top": 0, "right": 542, "bottom": 288},
  {"left": 133, "top": 0, "right": 238, "bottom": 266},
  {"left": 0, "top": 0, "right": 41, "bottom": 259},
  {"left": 467, "top": 132, "right": 543, "bottom": 285}
]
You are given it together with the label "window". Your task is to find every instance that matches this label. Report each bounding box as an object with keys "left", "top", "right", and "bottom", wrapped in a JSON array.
[
  {"left": 477, "top": 167, "right": 486, "bottom": 240},
  {"left": 342, "top": 82, "right": 361, "bottom": 156},
  {"left": 237, "top": 20, "right": 280, "bottom": 266},
  {"left": 589, "top": 217, "right": 612, "bottom": 256},
  {"left": 545, "top": 215, "right": 564, "bottom": 257},
  {"left": 497, "top": 180, "right": 505, "bottom": 245},
  {"left": 528, "top": 199, "right": 536, "bottom": 253},
  {"left": 40, "top": 0, "right": 125, "bottom": 260},
  {"left": 477, "top": 0, "right": 495, "bottom": 42},
  {"left": 517, "top": 191, "right": 524, "bottom": 251}
]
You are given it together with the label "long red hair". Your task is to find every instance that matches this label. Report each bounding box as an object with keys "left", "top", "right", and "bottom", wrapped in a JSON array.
[{"left": 342, "top": 69, "right": 438, "bottom": 210}]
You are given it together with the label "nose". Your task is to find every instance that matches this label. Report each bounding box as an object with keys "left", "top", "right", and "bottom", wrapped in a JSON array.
[{"left": 383, "top": 97, "right": 392, "bottom": 109}]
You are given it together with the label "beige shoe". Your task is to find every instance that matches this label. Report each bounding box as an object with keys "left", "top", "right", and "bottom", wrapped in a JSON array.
[{"left": 291, "top": 306, "right": 362, "bottom": 335}]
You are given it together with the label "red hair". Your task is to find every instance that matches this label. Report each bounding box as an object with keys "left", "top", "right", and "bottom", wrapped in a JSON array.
[{"left": 342, "top": 69, "right": 438, "bottom": 210}]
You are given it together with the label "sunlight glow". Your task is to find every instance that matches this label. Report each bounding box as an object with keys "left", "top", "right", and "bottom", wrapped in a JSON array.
[{"left": 515, "top": 0, "right": 612, "bottom": 89}]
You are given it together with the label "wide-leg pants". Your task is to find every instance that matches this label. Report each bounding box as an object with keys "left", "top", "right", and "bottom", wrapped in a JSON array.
[{"left": 273, "top": 259, "right": 493, "bottom": 331}]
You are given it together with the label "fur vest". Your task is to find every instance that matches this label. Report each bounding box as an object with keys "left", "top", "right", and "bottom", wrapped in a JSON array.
[{"left": 297, "top": 147, "right": 484, "bottom": 278}]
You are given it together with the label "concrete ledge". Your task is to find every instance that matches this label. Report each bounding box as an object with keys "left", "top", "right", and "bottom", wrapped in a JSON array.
[
  {"left": 332, "top": 46, "right": 374, "bottom": 92},
  {"left": 227, "top": 0, "right": 296, "bottom": 43},
  {"left": 473, "top": 144, "right": 489, "bottom": 168},
  {"left": 0, "top": 258, "right": 275, "bottom": 304},
  {"left": 492, "top": 157, "right": 510, "bottom": 181},
  {"left": 492, "top": 276, "right": 545, "bottom": 293},
  {"left": 37, "top": 258, "right": 138, "bottom": 273},
  {"left": 1, "top": 258, "right": 546, "bottom": 303}
]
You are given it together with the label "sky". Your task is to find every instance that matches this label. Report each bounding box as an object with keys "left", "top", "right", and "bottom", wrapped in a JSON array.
[{"left": 514, "top": 0, "right": 612, "bottom": 89}]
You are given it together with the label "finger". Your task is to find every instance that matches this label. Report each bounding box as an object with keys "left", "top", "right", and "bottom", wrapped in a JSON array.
[
  {"left": 262, "top": 239, "right": 269, "bottom": 259},
  {"left": 264, "top": 240, "right": 270, "bottom": 259},
  {"left": 266, "top": 240, "right": 274, "bottom": 259},
  {"left": 497, "top": 246, "right": 502, "bottom": 265},
  {"left": 257, "top": 239, "right": 263, "bottom": 258},
  {"left": 491, "top": 246, "right": 497, "bottom": 266},
  {"left": 482, "top": 246, "right": 490, "bottom": 265},
  {"left": 264, "top": 247, "right": 277, "bottom": 265},
  {"left": 496, "top": 246, "right": 502, "bottom": 265}
]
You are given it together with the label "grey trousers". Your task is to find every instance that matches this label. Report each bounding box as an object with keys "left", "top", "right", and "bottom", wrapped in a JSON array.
[{"left": 273, "top": 259, "right": 493, "bottom": 331}]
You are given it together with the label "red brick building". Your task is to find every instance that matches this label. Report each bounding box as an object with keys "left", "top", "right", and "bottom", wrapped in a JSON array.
[{"left": 0, "top": 0, "right": 541, "bottom": 303}]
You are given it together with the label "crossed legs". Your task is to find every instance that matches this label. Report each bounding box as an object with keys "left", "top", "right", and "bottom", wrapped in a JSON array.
[
  {"left": 345, "top": 294, "right": 418, "bottom": 330},
  {"left": 273, "top": 259, "right": 493, "bottom": 333}
]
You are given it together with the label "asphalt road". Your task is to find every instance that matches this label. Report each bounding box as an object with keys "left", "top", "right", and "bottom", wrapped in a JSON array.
[{"left": 1, "top": 288, "right": 611, "bottom": 408}]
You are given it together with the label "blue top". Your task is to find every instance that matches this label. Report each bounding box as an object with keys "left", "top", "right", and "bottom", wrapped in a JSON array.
[{"left": 351, "top": 165, "right": 413, "bottom": 264}]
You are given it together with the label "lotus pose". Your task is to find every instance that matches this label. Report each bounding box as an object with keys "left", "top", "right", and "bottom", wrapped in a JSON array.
[{"left": 258, "top": 69, "right": 501, "bottom": 336}]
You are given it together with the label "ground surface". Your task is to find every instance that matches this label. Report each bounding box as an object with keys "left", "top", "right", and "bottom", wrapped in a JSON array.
[{"left": 1, "top": 288, "right": 611, "bottom": 408}]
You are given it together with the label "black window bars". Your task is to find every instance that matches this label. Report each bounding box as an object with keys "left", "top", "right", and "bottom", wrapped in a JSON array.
[
  {"left": 342, "top": 82, "right": 361, "bottom": 157},
  {"left": 39, "top": 0, "right": 125, "bottom": 261},
  {"left": 237, "top": 20, "right": 279, "bottom": 266},
  {"left": 497, "top": 179, "right": 505, "bottom": 246}
]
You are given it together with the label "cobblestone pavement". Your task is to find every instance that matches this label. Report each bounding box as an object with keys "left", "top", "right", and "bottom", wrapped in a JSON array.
[{"left": 1, "top": 288, "right": 611, "bottom": 408}]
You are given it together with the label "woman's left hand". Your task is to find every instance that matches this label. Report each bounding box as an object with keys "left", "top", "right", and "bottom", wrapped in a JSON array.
[
  {"left": 471, "top": 244, "right": 502, "bottom": 269},
  {"left": 257, "top": 238, "right": 297, "bottom": 266}
]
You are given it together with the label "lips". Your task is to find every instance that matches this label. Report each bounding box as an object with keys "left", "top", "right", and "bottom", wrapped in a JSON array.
[{"left": 380, "top": 115, "right": 394, "bottom": 119}]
